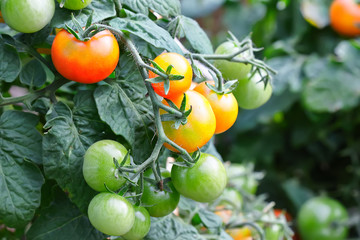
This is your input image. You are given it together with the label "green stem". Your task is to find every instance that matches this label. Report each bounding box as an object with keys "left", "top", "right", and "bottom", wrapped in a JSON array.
[
  {"left": 0, "top": 77, "right": 68, "bottom": 107},
  {"left": 113, "top": 0, "right": 122, "bottom": 17}
]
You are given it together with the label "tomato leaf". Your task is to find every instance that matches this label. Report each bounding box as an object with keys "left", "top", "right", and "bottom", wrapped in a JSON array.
[
  {"left": 26, "top": 188, "right": 105, "bottom": 240},
  {"left": 0, "top": 111, "right": 44, "bottom": 228},
  {"left": 145, "top": 215, "right": 205, "bottom": 240},
  {"left": 121, "top": 0, "right": 181, "bottom": 18},
  {"left": 0, "top": 39, "right": 21, "bottom": 83},
  {"left": 50, "top": 0, "right": 116, "bottom": 28},
  {"left": 169, "top": 16, "right": 213, "bottom": 54},
  {"left": 109, "top": 14, "right": 183, "bottom": 54},
  {"left": 20, "top": 59, "right": 47, "bottom": 88},
  {"left": 43, "top": 91, "right": 110, "bottom": 212},
  {"left": 94, "top": 54, "right": 155, "bottom": 164},
  {"left": 198, "top": 208, "right": 222, "bottom": 229}
]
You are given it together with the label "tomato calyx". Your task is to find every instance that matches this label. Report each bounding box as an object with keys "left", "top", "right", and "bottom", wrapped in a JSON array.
[
  {"left": 161, "top": 93, "right": 192, "bottom": 129},
  {"left": 64, "top": 12, "right": 98, "bottom": 42},
  {"left": 146, "top": 60, "right": 185, "bottom": 95}
]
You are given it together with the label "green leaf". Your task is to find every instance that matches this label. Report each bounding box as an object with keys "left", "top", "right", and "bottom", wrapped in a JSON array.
[
  {"left": 43, "top": 91, "right": 110, "bottom": 212},
  {"left": 50, "top": 0, "right": 116, "bottom": 28},
  {"left": 26, "top": 189, "right": 104, "bottom": 240},
  {"left": 20, "top": 59, "right": 47, "bottom": 88},
  {"left": 169, "top": 16, "right": 213, "bottom": 54},
  {"left": 267, "top": 55, "right": 305, "bottom": 94},
  {"left": 94, "top": 55, "right": 154, "bottom": 164},
  {"left": 0, "top": 40, "right": 21, "bottom": 83},
  {"left": 282, "top": 179, "right": 314, "bottom": 210},
  {"left": 0, "top": 111, "right": 44, "bottom": 227},
  {"left": 145, "top": 215, "right": 205, "bottom": 240},
  {"left": 109, "top": 15, "right": 183, "bottom": 54},
  {"left": 198, "top": 208, "right": 222, "bottom": 229},
  {"left": 302, "top": 55, "right": 360, "bottom": 112},
  {"left": 121, "top": 0, "right": 181, "bottom": 18}
]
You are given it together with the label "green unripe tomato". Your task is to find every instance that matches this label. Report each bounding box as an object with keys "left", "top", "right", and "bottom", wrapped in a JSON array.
[
  {"left": 265, "top": 224, "right": 284, "bottom": 240},
  {"left": 140, "top": 168, "right": 180, "bottom": 217},
  {"left": 83, "top": 140, "right": 130, "bottom": 192},
  {"left": 297, "top": 196, "right": 349, "bottom": 240},
  {"left": 57, "top": 0, "right": 92, "bottom": 10},
  {"left": 171, "top": 153, "right": 227, "bottom": 202},
  {"left": 233, "top": 71, "right": 272, "bottom": 110},
  {"left": 213, "top": 41, "right": 253, "bottom": 81},
  {"left": 122, "top": 206, "right": 151, "bottom": 240},
  {"left": 88, "top": 192, "right": 135, "bottom": 236},
  {"left": 1, "top": 0, "right": 55, "bottom": 33}
]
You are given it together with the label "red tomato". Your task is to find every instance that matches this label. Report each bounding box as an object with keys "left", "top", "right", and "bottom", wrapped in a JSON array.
[
  {"left": 330, "top": 0, "right": 360, "bottom": 37},
  {"left": 194, "top": 81, "right": 238, "bottom": 134},
  {"left": 161, "top": 90, "right": 216, "bottom": 153},
  {"left": 51, "top": 29, "right": 119, "bottom": 84},
  {"left": 149, "top": 52, "right": 193, "bottom": 99}
]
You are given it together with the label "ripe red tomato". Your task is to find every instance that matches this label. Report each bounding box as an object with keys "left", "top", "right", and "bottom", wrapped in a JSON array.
[
  {"left": 88, "top": 192, "right": 135, "bottom": 236},
  {"left": 194, "top": 81, "right": 238, "bottom": 134},
  {"left": 149, "top": 52, "right": 193, "bottom": 99},
  {"left": 171, "top": 153, "right": 227, "bottom": 202},
  {"left": 161, "top": 90, "right": 216, "bottom": 153},
  {"left": 51, "top": 29, "right": 119, "bottom": 84},
  {"left": 330, "top": 0, "right": 360, "bottom": 37}
]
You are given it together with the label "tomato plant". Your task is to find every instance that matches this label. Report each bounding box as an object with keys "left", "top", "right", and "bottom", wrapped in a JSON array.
[
  {"left": 51, "top": 29, "right": 119, "bottom": 84},
  {"left": 88, "top": 192, "right": 135, "bottom": 236},
  {"left": 226, "top": 164, "right": 259, "bottom": 195},
  {"left": 161, "top": 90, "right": 216, "bottom": 153},
  {"left": 213, "top": 41, "right": 253, "bottom": 82},
  {"left": 329, "top": 0, "right": 360, "bottom": 37},
  {"left": 140, "top": 168, "right": 180, "bottom": 217},
  {"left": 171, "top": 152, "right": 227, "bottom": 202},
  {"left": 83, "top": 140, "right": 130, "bottom": 192},
  {"left": 122, "top": 205, "right": 151, "bottom": 240},
  {"left": 232, "top": 71, "right": 273, "bottom": 110},
  {"left": 1, "top": 0, "right": 55, "bottom": 33},
  {"left": 149, "top": 52, "right": 193, "bottom": 99},
  {"left": 297, "top": 197, "right": 349, "bottom": 240},
  {"left": 194, "top": 81, "right": 238, "bottom": 134},
  {"left": 57, "top": 0, "right": 92, "bottom": 10}
]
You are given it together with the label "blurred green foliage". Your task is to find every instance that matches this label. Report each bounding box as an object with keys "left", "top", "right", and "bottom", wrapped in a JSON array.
[{"left": 182, "top": 0, "right": 360, "bottom": 230}]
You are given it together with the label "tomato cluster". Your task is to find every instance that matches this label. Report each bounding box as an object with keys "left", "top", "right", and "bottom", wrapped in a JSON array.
[{"left": 83, "top": 140, "right": 152, "bottom": 239}]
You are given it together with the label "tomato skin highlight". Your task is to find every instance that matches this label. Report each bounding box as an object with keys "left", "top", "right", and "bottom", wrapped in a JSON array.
[
  {"left": 171, "top": 153, "right": 227, "bottom": 202},
  {"left": 161, "top": 90, "right": 216, "bottom": 153},
  {"left": 194, "top": 81, "right": 238, "bottom": 134},
  {"left": 330, "top": 0, "right": 360, "bottom": 37},
  {"left": 140, "top": 168, "right": 180, "bottom": 217},
  {"left": 51, "top": 29, "right": 119, "bottom": 84},
  {"left": 122, "top": 206, "right": 151, "bottom": 240},
  {"left": 297, "top": 196, "right": 349, "bottom": 240},
  {"left": 87, "top": 192, "right": 135, "bottom": 236},
  {"left": 1, "top": 0, "right": 55, "bottom": 33},
  {"left": 57, "top": 0, "right": 92, "bottom": 10},
  {"left": 149, "top": 52, "right": 193, "bottom": 99},
  {"left": 83, "top": 140, "right": 130, "bottom": 192}
]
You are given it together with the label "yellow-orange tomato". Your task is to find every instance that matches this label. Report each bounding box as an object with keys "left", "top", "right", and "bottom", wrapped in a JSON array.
[
  {"left": 226, "top": 227, "right": 252, "bottom": 240},
  {"left": 194, "top": 81, "right": 238, "bottom": 134},
  {"left": 330, "top": 0, "right": 360, "bottom": 37},
  {"left": 161, "top": 90, "right": 216, "bottom": 153},
  {"left": 51, "top": 29, "right": 119, "bottom": 84},
  {"left": 149, "top": 52, "right": 193, "bottom": 99}
]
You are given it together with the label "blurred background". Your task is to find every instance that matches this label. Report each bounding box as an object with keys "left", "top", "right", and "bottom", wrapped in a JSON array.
[{"left": 180, "top": 0, "right": 360, "bottom": 234}]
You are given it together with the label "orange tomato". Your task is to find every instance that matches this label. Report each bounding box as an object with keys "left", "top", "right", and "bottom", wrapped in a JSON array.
[
  {"left": 226, "top": 227, "right": 252, "bottom": 240},
  {"left": 161, "top": 90, "right": 216, "bottom": 153},
  {"left": 194, "top": 81, "right": 238, "bottom": 134},
  {"left": 51, "top": 29, "right": 119, "bottom": 84},
  {"left": 329, "top": 0, "right": 360, "bottom": 37},
  {"left": 149, "top": 52, "right": 193, "bottom": 99}
]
